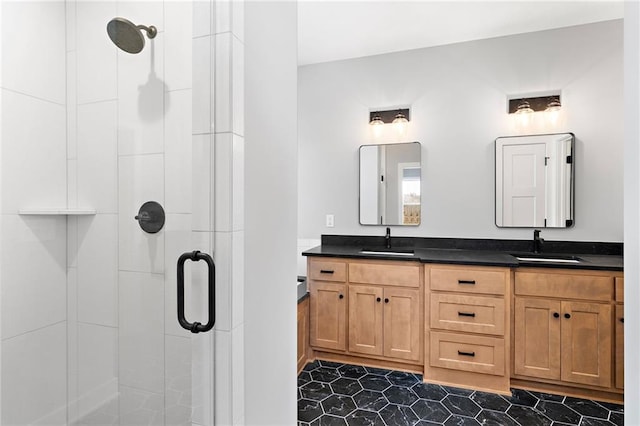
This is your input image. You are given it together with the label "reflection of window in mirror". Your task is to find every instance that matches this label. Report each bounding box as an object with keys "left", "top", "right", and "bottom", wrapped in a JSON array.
[{"left": 399, "top": 163, "right": 421, "bottom": 224}]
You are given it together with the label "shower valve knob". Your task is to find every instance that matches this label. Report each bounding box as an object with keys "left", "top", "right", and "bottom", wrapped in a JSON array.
[{"left": 135, "top": 201, "right": 165, "bottom": 234}]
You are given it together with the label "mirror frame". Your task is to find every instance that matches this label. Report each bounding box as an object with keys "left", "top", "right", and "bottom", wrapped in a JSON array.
[
  {"left": 358, "top": 141, "right": 422, "bottom": 226},
  {"left": 495, "top": 132, "right": 575, "bottom": 228}
]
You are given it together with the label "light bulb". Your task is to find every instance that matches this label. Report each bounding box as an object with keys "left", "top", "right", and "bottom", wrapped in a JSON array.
[
  {"left": 514, "top": 100, "right": 534, "bottom": 128},
  {"left": 545, "top": 98, "right": 562, "bottom": 126},
  {"left": 369, "top": 115, "right": 384, "bottom": 138},
  {"left": 392, "top": 112, "right": 408, "bottom": 136}
]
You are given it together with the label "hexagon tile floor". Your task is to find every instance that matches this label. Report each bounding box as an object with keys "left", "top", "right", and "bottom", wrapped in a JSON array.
[{"left": 298, "top": 361, "right": 624, "bottom": 426}]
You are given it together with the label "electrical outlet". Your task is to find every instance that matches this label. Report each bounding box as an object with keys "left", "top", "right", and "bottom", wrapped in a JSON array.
[{"left": 326, "top": 214, "right": 335, "bottom": 228}]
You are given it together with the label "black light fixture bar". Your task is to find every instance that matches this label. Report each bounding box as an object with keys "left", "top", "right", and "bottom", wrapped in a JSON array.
[
  {"left": 369, "top": 108, "right": 410, "bottom": 123},
  {"left": 508, "top": 95, "right": 561, "bottom": 114}
]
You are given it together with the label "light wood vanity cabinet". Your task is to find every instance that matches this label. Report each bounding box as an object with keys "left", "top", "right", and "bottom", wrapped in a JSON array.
[
  {"left": 297, "top": 297, "right": 310, "bottom": 374},
  {"left": 348, "top": 285, "right": 421, "bottom": 361},
  {"left": 309, "top": 280, "right": 348, "bottom": 351},
  {"left": 305, "top": 253, "right": 623, "bottom": 401},
  {"left": 425, "top": 264, "right": 511, "bottom": 394},
  {"left": 615, "top": 277, "right": 624, "bottom": 390},
  {"left": 308, "top": 257, "right": 423, "bottom": 367},
  {"left": 513, "top": 269, "right": 622, "bottom": 394}
]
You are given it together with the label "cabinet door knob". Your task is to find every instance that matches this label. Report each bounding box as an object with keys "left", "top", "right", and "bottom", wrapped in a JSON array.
[
  {"left": 384, "top": 298, "right": 389, "bottom": 303},
  {"left": 553, "top": 312, "right": 560, "bottom": 318},
  {"left": 339, "top": 294, "right": 344, "bottom": 299},
  {"left": 564, "top": 313, "right": 571, "bottom": 319},
  {"left": 376, "top": 297, "right": 381, "bottom": 302},
  {"left": 620, "top": 317, "right": 624, "bottom": 323}
]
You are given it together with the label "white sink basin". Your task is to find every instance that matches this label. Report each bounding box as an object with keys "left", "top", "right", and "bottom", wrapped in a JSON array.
[
  {"left": 516, "top": 256, "right": 580, "bottom": 264},
  {"left": 359, "top": 250, "right": 415, "bottom": 257}
]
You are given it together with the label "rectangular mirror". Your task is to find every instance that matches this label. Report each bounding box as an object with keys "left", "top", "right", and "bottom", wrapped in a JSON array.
[
  {"left": 359, "top": 142, "right": 421, "bottom": 226},
  {"left": 495, "top": 133, "right": 574, "bottom": 228}
]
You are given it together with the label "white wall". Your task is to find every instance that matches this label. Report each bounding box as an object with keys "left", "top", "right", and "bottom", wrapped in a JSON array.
[
  {"left": 624, "top": 2, "right": 639, "bottom": 424},
  {"left": 299, "top": 20, "right": 623, "bottom": 243},
  {"left": 245, "top": 1, "right": 298, "bottom": 424}
]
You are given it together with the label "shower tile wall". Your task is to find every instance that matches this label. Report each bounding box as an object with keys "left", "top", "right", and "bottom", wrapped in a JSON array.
[{"left": 0, "top": 1, "right": 68, "bottom": 425}]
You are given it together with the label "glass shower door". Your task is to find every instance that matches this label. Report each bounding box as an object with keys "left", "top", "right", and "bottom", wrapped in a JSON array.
[{"left": 0, "top": 0, "right": 216, "bottom": 425}]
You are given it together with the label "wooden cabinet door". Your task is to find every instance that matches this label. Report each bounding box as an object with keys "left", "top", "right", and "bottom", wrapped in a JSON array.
[
  {"left": 514, "top": 297, "right": 561, "bottom": 380},
  {"left": 561, "top": 301, "right": 612, "bottom": 387},
  {"left": 297, "top": 298, "right": 309, "bottom": 373},
  {"left": 615, "top": 304, "right": 624, "bottom": 389},
  {"left": 348, "top": 285, "right": 384, "bottom": 356},
  {"left": 309, "top": 282, "right": 347, "bottom": 351},
  {"left": 383, "top": 287, "right": 421, "bottom": 361}
]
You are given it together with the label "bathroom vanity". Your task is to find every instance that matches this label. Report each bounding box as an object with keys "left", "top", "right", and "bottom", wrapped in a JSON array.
[{"left": 301, "top": 236, "right": 623, "bottom": 402}]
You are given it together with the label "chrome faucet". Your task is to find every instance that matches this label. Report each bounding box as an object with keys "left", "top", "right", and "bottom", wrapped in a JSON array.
[
  {"left": 385, "top": 227, "right": 391, "bottom": 249},
  {"left": 533, "top": 229, "right": 544, "bottom": 253}
]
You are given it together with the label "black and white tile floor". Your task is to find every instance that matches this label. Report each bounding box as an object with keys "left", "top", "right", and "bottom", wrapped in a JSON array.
[{"left": 298, "top": 361, "right": 624, "bottom": 426}]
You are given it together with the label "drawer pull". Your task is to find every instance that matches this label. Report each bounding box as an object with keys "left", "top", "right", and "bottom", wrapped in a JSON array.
[
  {"left": 564, "top": 313, "right": 571, "bottom": 319},
  {"left": 320, "top": 269, "right": 334, "bottom": 274},
  {"left": 553, "top": 312, "right": 560, "bottom": 318},
  {"left": 376, "top": 297, "right": 381, "bottom": 302},
  {"left": 458, "top": 280, "right": 476, "bottom": 285},
  {"left": 339, "top": 294, "right": 344, "bottom": 299},
  {"left": 384, "top": 298, "right": 390, "bottom": 304},
  {"left": 458, "top": 311, "right": 476, "bottom": 318},
  {"left": 457, "top": 350, "right": 476, "bottom": 357}
]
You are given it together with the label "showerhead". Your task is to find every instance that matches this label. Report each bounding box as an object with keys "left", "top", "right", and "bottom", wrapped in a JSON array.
[{"left": 107, "top": 17, "right": 157, "bottom": 54}]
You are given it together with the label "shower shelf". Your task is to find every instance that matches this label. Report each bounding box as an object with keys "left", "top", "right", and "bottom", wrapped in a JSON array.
[{"left": 18, "top": 208, "right": 97, "bottom": 215}]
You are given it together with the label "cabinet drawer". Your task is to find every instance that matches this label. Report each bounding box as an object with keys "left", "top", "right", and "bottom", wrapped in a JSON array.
[
  {"left": 615, "top": 277, "right": 624, "bottom": 303},
  {"left": 429, "top": 331, "right": 505, "bottom": 376},
  {"left": 430, "top": 293, "right": 505, "bottom": 336},
  {"left": 515, "top": 271, "right": 612, "bottom": 301},
  {"left": 429, "top": 266, "right": 507, "bottom": 295},
  {"left": 349, "top": 262, "right": 420, "bottom": 287},
  {"left": 308, "top": 259, "right": 347, "bottom": 282}
]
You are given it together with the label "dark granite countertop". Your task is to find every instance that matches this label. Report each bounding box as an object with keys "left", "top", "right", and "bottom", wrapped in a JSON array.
[{"left": 301, "top": 235, "right": 623, "bottom": 271}]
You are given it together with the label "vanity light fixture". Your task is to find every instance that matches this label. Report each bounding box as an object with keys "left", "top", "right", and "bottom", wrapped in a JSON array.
[
  {"left": 508, "top": 93, "right": 562, "bottom": 127},
  {"left": 369, "top": 108, "right": 411, "bottom": 138}
]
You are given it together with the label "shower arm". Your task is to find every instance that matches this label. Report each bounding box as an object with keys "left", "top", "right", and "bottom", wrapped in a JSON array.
[{"left": 137, "top": 24, "right": 157, "bottom": 39}]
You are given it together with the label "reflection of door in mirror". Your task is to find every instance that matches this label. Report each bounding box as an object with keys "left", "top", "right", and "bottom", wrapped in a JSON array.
[
  {"left": 502, "top": 143, "right": 546, "bottom": 226},
  {"left": 495, "top": 133, "right": 574, "bottom": 228}
]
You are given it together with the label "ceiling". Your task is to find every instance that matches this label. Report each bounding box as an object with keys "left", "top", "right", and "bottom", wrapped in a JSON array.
[{"left": 297, "top": 1, "right": 624, "bottom": 66}]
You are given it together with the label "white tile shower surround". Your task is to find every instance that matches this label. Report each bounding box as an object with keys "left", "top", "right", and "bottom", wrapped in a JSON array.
[
  {"left": 77, "top": 214, "right": 118, "bottom": 327},
  {"left": 117, "top": 154, "right": 165, "bottom": 274},
  {"left": 1, "top": 90, "right": 67, "bottom": 214},
  {"left": 0, "top": 1, "right": 245, "bottom": 425},
  {"left": 1, "top": 215, "right": 67, "bottom": 339},
  {"left": 1, "top": 1, "right": 66, "bottom": 104}
]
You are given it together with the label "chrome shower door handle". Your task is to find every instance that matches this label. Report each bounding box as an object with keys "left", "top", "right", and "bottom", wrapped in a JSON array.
[{"left": 177, "top": 250, "right": 216, "bottom": 333}]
